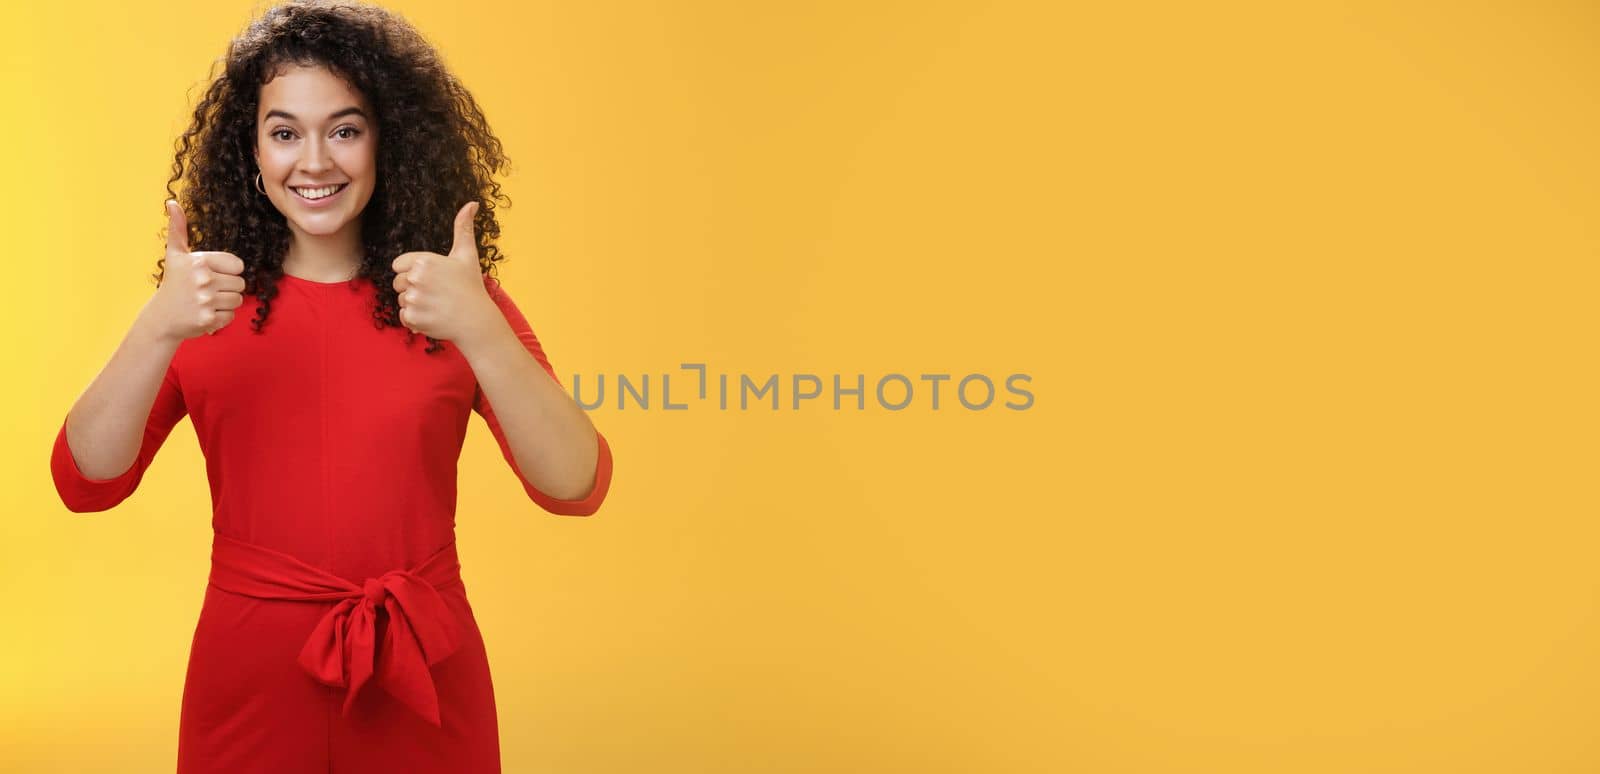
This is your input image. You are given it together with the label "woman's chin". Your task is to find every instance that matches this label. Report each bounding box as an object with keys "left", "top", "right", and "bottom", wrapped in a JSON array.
[{"left": 289, "top": 213, "right": 353, "bottom": 236}]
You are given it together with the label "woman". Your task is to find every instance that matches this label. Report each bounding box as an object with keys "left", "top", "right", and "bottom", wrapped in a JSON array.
[{"left": 48, "top": 1, "right": 613, "bottom": 771}]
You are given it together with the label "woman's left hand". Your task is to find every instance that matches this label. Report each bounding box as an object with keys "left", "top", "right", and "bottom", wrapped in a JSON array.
[{"left": 392, "top": 201, "right": 501, "bottom": 345}]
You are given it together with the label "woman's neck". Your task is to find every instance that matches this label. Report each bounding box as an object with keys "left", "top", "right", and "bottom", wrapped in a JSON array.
[{"left": 283, "top": 226, "right": 364, "bottom": 282}]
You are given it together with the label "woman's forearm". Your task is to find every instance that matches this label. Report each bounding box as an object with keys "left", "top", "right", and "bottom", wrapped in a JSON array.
[
  {"left": 457, "top": 321, "right": 601, "bottom": 501},
  {"left": 63, "top": 301, "right": 183, "bottom": 479}
]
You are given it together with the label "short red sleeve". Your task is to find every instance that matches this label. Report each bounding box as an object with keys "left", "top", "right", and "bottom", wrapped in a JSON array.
[{"left": 472, "top": 276, "right": 613, "bottom": 516}]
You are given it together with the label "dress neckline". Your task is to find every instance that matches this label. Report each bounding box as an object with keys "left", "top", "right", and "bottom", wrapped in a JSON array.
[{"left": 280, "top": 272, "right": 364, "bottom": 288}]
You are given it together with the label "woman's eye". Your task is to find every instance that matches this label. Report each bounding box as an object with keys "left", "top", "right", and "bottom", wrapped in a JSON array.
[
  {"left": 336, "top": 127, "right": 361, "bottom": 139},
  {"left": 272, "top": 129, "right": 294, "bottom": 141}
]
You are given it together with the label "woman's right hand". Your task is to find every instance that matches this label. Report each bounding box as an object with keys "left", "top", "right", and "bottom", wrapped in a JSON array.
[{"left": 148, "top": 199, "right": 247, "bottom": 341}]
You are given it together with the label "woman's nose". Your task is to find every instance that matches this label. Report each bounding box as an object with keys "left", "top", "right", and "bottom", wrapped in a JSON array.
[{"left": 299, "top": 137, "right": 333, "bottom": 173}]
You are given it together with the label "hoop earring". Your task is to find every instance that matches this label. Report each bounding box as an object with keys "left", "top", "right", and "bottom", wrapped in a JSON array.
[{"left": 254, "top": 172, "right": 266, "bottom": 195}]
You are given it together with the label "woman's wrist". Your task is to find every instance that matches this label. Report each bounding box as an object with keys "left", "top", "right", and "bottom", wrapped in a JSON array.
[{"left": 134, "top": 299, "right": 185, "bottom": 350}]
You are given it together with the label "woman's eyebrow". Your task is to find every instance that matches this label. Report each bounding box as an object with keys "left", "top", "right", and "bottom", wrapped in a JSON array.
[{"left": 263, "top": 107, "right": 368, "bottom": 122}]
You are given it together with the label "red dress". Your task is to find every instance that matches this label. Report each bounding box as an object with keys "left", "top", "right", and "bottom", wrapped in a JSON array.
[{"left": 49, "top": 273, "right": 614, "bottom": 773}]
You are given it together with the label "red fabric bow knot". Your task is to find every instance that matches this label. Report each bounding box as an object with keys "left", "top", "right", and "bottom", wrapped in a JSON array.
[{"left": 208, "top": 533, "right": 465, "bottom": 727}]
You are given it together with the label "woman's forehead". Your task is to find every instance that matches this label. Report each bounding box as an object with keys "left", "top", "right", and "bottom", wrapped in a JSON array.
[{"left": 259, "top": 65, "right": 369, "bottom": 119}]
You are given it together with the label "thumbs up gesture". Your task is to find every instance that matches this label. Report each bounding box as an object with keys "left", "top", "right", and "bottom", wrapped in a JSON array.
[
  {"left": 148, "top": 200, "right": 247, "bottom": 341},
  {"left": 390, "top": 201, "right": 500, "bottom": 346}
]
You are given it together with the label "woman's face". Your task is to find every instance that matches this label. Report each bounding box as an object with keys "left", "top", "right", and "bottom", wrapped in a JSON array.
[{"left": 252, "top": 64, "right": 377, "bottom": 240}]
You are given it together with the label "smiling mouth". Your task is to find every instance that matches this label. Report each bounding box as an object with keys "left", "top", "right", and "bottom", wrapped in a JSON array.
[{"left": 291, "top": 183, "right": 349, "bottom": 201}]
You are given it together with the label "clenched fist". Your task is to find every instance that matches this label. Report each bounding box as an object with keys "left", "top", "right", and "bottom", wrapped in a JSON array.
[
  {"left": 391, "top": 201, "right": 501, "bottom": 346},
  {"left": 149, "top": 200, "right": 247, "bottom": 341}
]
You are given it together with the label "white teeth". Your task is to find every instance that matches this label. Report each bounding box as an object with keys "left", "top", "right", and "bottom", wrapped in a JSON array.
[{"left": 293, "top": 184, "right": 345, "bottom": 200}]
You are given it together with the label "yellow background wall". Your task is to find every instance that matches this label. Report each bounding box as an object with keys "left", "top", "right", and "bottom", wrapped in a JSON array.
[{"left": 3, "top": 1, "right": 1597, "bottom": 771}]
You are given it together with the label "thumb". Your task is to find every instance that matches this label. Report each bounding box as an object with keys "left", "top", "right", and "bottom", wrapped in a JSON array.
[
  {"left": 165, "top": 199, "right": 191, "bottom": 254},
  {"left": 450, "top": 201, "right": 479, "bottom": 259}
]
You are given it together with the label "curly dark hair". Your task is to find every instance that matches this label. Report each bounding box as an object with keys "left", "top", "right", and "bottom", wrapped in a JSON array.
[{"left": 156, "top": 0, "right": 511, "bottom": 354}]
